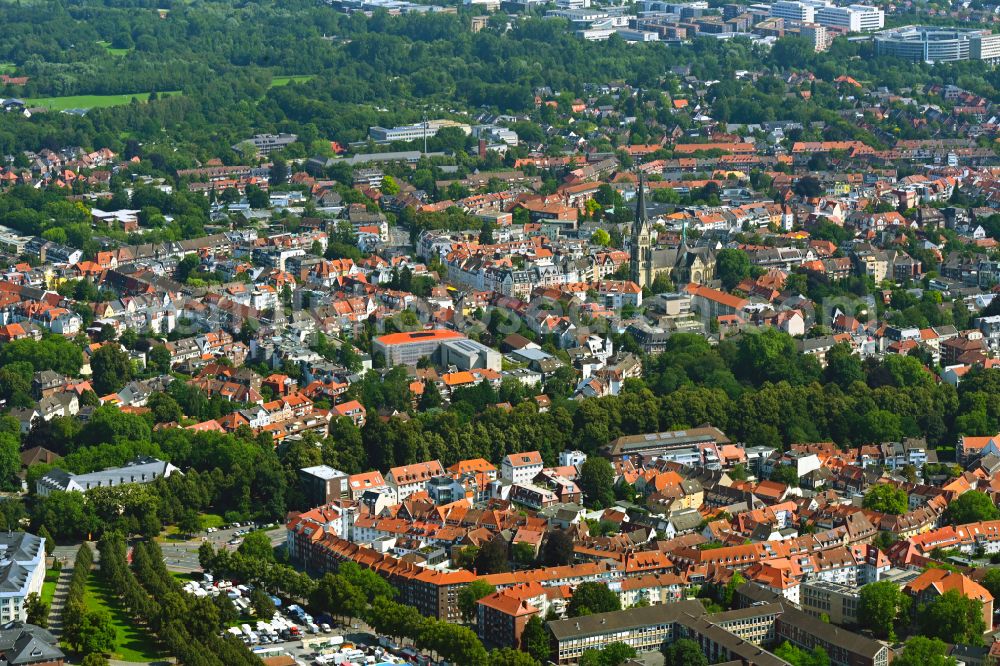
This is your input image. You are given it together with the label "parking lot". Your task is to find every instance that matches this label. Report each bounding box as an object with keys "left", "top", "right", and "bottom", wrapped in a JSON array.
[
  {"left": 167, "top": 526, "right": 441, "bottom": 664},
  {"left": 249, "top": 628, "right": 382, "bottom": 664},
  {"left": 210, "top": 583, "right": 410, "bottom": 665},
  {"left": 160, "top": 524, "right": 285, "bottom": 573}
]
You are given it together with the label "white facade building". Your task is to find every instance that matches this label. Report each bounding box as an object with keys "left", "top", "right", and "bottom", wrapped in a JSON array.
[
  {"left": 559, "top": 450, "right": 588, "bottom": 467},
  {"left": 814, "top": 4, "right": 883, "bottom": 31},
  {"left": 770, "top": 1, "right": 815, "bottom": 23},
  {"left": 35, "top": 457, "right": 180, "bottom": 497},
  {"left": 386, "top": 461, "right": 445, "bottom": 502},
  {"left": 501, "top": 451, "right": 544, "bottom": 484},
  {"left": 0, "top": 533, "right": 45, "bottom": 624},
  {"left": 369, "top": 120, "right": 471, "bottom": 144}
]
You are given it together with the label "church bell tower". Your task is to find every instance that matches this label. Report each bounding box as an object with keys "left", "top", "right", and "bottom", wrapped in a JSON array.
[{"left": 630, "top": 172, "right": 652, "bottom": 287}]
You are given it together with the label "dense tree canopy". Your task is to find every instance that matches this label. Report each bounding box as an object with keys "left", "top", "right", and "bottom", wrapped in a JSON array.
[
  {"left": 91, "top": 344, "right": 133, "bottom": 396},
  {"left": 579, "top": 457, "right": 615, "bottom": 509},
  {"left": 567, "top": 582, "right": 621, "bottom": 617},
  {"left": 458, "top": 580, "right": 496, "bottom": 622},
  {"left": 579, "top": 642, "right": 637, "bottom": 666},
  {"left": 523, "top": 615, "right": 551, "bottom": 663},
  {"left": 862, "top": 484, "right": 908, "bottom": 516},
  {"left": 774, "top": 643, "right": 830, "bottom": 666},
  {"left": 918, "top": 589, "right": 986, "bottom": 645},
  {"left": 945, "top": 490, "right": 999, "bottom": 525},
  {"left": 715, "top": 248, "right": 752, "bottom": 291},
  {"left": 0, "top": 0, "right": 992, "bottom": 166},
  {"left": 892, "top": 637, "right": 956, "bottom": 666},
  {"left": 663, "top": 638, "right": 709, "bottom": 666},
  {"left": 858, "top": 580, "right": 910, "bottom": 640}
]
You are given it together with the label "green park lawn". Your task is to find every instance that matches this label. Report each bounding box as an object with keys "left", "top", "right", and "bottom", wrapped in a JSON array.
[
  {"left": 40, "top": 568, "right": 59, "bottom": 608},
  {"left": 270, "top": 74, "right": 314, "bottom": 87},
  {"left": 96, "top": 40, "right": 130, "bottom": 57},
  {"left": 26, "top": 91, "right": 180, "bottom": 111},
  {"left": 200, "top": 512, "right": 225, "bottom": 529},
  {"left": 84, "top": 576, "right": 167, "bottom": 662},
  {"left": 0, "top": 63, "right": 15, "bottom": 74},
  {"left": 162, "top": 512, "right": 225, "bottom": 540}
]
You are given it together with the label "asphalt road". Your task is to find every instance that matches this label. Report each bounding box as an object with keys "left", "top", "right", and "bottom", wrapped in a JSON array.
[
  {"left": 51, "top": 544, "right": 82, "bottom": 566},
  {"left": 46, "top": 526, "right": 284, "bottom": 574},
  {"left": 161, "top": 526, "right": 286, "bottom": 573}
]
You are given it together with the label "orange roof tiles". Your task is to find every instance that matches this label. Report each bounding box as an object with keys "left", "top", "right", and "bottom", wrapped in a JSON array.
[
  {"left": 448, "top": 458, "right": 497, "bottom": 475},
  {"left": 375, "top": 329, "right": 465, "bottom": 346},
  {"left": 905, "top": 568, "right": 992, "bottom": 603},
  {"left": 442, "top": 371, "right": 476, "bottom": 387},
  {"left": 673, "top": 142, "right": 755, "bottom": 154},
  {"left": 505, "top": 451, "right": 543, "bottom": 467},
  {"left": 684, "top": 283, "right": 749, "bottom": 311},
  {"left": 477, "top": 591, "right": 539, "bottom": 617}
]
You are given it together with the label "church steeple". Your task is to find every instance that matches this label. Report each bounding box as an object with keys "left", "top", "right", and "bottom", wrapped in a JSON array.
[
  {"left": 631, "top": 172, "right": 650, "bottom": 286},
  {"left": 635, "top": 171, "right": 648, "bottom": 227}
]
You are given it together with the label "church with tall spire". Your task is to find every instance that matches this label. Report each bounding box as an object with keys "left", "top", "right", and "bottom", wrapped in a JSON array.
[
  {"left": 630, "top": 172, "right": 652, "bottom": 286},
  {"left": 628, "top": 171, "right": 717, "bottom": 289}
]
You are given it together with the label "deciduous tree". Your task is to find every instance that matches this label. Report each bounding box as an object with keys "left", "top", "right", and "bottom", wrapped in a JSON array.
[
  {"left": 567, "top": 582, "right": 620, "bottom": 617},
  {"left": 918, "top": 589, "right": 986, "bottom": 645},
  {"left": 458, "top": 580, "right": 495, "bottom": 622},
  {"left": 250, "top": 587, "right": 276, "bottom": 618},
  {"left": 946, "top": 490, "right": 999, "bottom": 525},
  {"left": 663, "top": 638, "right": 708, "bottom": 666},
  {"left": 862, "top": 484, "right": 907, "bottom": 516},
  {"left": 523, "top": 615, "right": 550, "bottom": 663},
  {"left": 716, "top": 248, "right": 751, "bottom": 291},
  {"left": 237, "top": 531, "right": 275, "bottom": 562},
  {"left": 489, "top": 648, "right": 541, "bottom": 666},
  {"left": 774, "top": 642, "right": 829, "bottom": 666},
  {"left": 892, "top": 637, "right": 955, "bottom": 666},
  {"left": 590, "top": 229, "right": 611, "bottom": 246},
  {"left": 858, "top": 580, "right": 909, "bottom": 640},
  {"left": 982, "top": 568, "right": 1000, "bottom": 601},
  {"left": 91, "top": 344, "right": 133, "bottom": 396},
  {"left": 474, "top": 536, "right": 509, "bottom": 574},
  {"left": 541, "top": 530, "right": 574, "bottom": 567},
  {"left": 25, "top": 593, "right": 48, "bottom": 628},
  {"left": 579, "top": 457, "right": 615, "bottom": 509},
  {"left": 72, "top": 609, "right": 117, "bottom": 655}
]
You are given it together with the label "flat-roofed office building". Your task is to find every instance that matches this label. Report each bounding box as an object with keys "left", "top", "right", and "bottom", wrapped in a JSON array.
[
  {"left": 548, "top": 600, "right": 793, "bottom": 666},
  {"left": 372, "top": 329, "right": 467, "bottom": 366},
  {"left": 814, "top": 4, "right": 883, "bottom": 31},
  {"left": 875, "top": 26, "right": 1000, "bottom": 64},
  {"left": 440, "top": 338, "right": 502, "bottom": 371},
  {"left": 800, "top": 580, "right": 860, "bottom": 626}
]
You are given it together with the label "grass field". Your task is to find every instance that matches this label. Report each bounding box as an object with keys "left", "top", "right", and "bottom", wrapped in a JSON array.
[
  {"left": 0, "top": 63, "right": 14, "bottom": 74},
  {"left": 41, "top": 568, "right": 59, "bottom": 608},
  {"left": 162, "top": 512, "right": 225, "bottom": 540},
  {"left": 96, "top": 40, "right": 130, "bottom": 57},
  {"left": 85, "top": 576, "right": 167, "bottom": 662},
  {"left": 169, "top": 571, "right": 199, "bottom": 583},
  {"left": 201, "top": 512, "right": 226, "bottom": 529},
  {"left": 26, "top": 91, "right": 180, "bottom": 111},
  {"left": 270, "top": 74, "right": 314, "bottom": 87}
]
